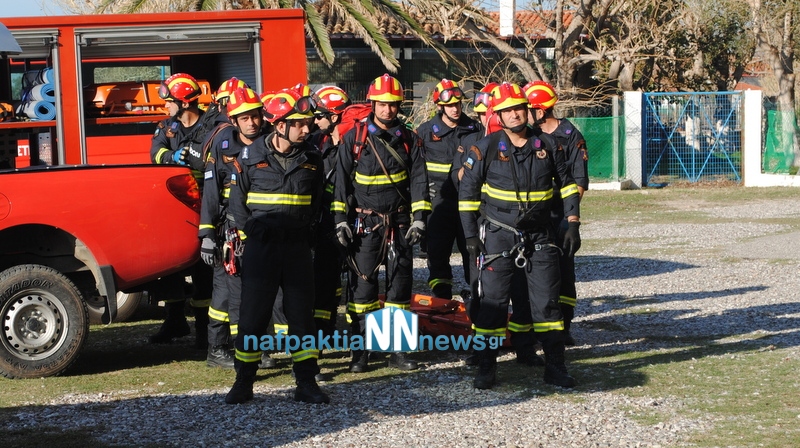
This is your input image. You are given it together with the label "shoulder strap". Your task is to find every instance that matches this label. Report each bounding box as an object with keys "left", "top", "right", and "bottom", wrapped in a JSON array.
[
  {"left": 352, "top": 121, "right": 369, "bottom": 161},
  {"left": 201, "top": 123, "right": 234, "bottom": 164}
]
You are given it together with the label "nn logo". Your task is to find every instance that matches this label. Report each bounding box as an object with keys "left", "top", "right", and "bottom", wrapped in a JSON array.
[{"left": 365, "top": 308, "right": 418, "bottom": 352}]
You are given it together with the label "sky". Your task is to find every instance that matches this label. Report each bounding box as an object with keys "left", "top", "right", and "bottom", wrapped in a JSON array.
[{"left": 3, "top": 1, "right": 66, "bottom": 17}]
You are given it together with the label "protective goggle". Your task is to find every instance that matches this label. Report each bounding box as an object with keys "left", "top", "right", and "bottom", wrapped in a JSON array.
[
  {"left": 473, "top": 92, "right": 491, "bottom": 109},
  {"left": 157, "top": 83, "right": 173, "bottom": 101},
  {"left": 293, "top": 95, "right": 316, "bottom": 115},
  {"left": 438, "top": 87, "right": 464, "bottom": 103}
]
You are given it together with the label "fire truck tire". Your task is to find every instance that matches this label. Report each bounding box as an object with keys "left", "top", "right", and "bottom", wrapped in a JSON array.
[
  {"left": 87, "top": 291, "right": 144, "bottom": 324},
  {"left": 0, "top": 264, "right": 89, "bottom": 379}
]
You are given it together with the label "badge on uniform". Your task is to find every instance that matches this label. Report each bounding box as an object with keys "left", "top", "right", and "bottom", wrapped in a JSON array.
[
  {"left": 395, "top": 130, "right": 403, "bottom": 137},
  {"left": 230, "top": 173, "right": 237, "bottom": 185},
  {"left": 368, "top": 124, "right": 377, "bottom": 133},
  {"left": 242, "top": 147, "right": 249, "bottom": 159},
  {"left": 204, "top": 170, "right": 213, "bottom": 180},
  {"left": 432, "top": 124, "right": 440, "bottom": 133},
  {"left": 153, "top": 128, "right": 160, "bottom": 137},
  {"left": 457, "top": 145, "right": 464, "bottom": 153},
  {"left": 432, "top": 134, "right": 441, "bottom": 142},
  {"left": 222, "top": 155, "right": 236, "bottom": 163},
  {"left": 300, "top": 163, "right": 317, "bottom": 170},
  {"left": 464, "top": 156, "right": 474, "bottom": 170},
  {"left": 536, "top": 149, "right": 547, "bottom": 159},
  {"left": 222, "top": 140, "right": 229, "bottom": 149},
  {"left": 534, "top": 139, "right": 541, "bottom": 148},
  {"left": 565, "top": 128, "right": 572, "bottom": 135},
  {"left": 257, "top": 162, "right": 269, "bottom": 168}
]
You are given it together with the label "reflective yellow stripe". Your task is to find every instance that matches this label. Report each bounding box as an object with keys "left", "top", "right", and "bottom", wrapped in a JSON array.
[
  {"left": 428, "top": 278, "right": 452, "bottom": 288},
  {"left": 230, "top": 324, "right": 238, "bottom": 336},
  {"left": 274, "top": 324, "right": 288, "bottom": 335},
  {"left": 222, "top": 187, "right": 231, "bottom": 199},
  {"left": 347, "top": 301, "right": 381, "bottom": 314},
  {"left": 247, "top": 192, "right": 311, "bottom": 206},
  {"left": 345, "top": 313, "right": 353, "bottom": 323},
  {"left": 459, "top": 200, "right": 481, "bottom": 212},
  {"left": 190, "top": 298, "right": 211, "bottom": 308},
  {"left": 199, "top": 224, "right": 215, "bottom": 231},
  {"left": 331, "top": 201, "right": 346, "bottom": 213},
  {"left": 325, "top": 184, "right": 334, "bottom": 193},
  {"left": 292, "top": 349, "right": 319, "bottom": 362},
  {"left": 561, "top": 183, "right": 579, "bottom": 199},
  {"left": 533, "top": 321, "right": 565, "bottom": 332},
  {"left": 484, "top": 185, "right": 553, "bottom": 203},
  {"left": 474, "top": 327, "right": 507, "bottom": 338},
  {"left": 238, "top": 230, "right": 247, "bottom": 241},
  {"left": 208, "top": 307, "right": 229, "bottom": 322},
  {"left": 235, "top": 349, "right": 262, "bottom": 363},
  {"left": 559, "top": 295, "right": 577, "bottom": 307},
  {"left": 314, "top": 309, "right": 332, "bottom": 320},
  {"left": 155, "top": 148, "right": 170, "bottom": 164},
  {"left": 335, "top": 287, "right": 342, "bottom": 298},
  {"left": 411, "top": 200, "right": 431, "bottom": 212},
  {"left": 355, "top": 170, "right": 408, "bottom": 185},
  {"left": 384, "top": 302, "right": 410, "bottom": 311},
  {"left": 426, "top": 161, "right": 451, "bottom": 173},
  {"left": 507, "top": 321, "right": 533, "bottom": 333}
]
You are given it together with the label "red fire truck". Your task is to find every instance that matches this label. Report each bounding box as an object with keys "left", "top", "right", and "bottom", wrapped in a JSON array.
[{"left": 0, "top": 9, "right": 308, "bottom": 167}]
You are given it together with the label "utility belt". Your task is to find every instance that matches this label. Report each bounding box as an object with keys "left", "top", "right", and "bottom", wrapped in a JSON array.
[
  {"left": 480, "top": 217, "right": 558, "bottom": 269},
  {"left": 343, "top": 206, "right": 409, "bottom": 281}
]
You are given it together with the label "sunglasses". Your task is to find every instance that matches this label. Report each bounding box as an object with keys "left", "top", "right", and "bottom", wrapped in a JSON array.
[
  {"left": 473, "top": 92, "right": 491, "bottom": 108},
  {"left": 438, "top": 87, "right": 464, "bottom": 103}
]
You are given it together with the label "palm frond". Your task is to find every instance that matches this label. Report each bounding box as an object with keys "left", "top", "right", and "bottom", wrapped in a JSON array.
[
  {"left": 336, "top": 0, "right": 400, "bottom": 71},
  {"left": 303, "top": 1, "right": 336, "bottom": 66}
]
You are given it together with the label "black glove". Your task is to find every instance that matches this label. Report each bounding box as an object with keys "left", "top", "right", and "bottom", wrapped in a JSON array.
[
  {"left": 562, "top": 221, "right": 581, "bottom": 257},
  {"left": 465, "top": 236, "right": 486, "bottom": 260}
]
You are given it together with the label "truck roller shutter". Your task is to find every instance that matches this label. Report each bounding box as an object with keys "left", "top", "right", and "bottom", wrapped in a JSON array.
[{"left": 218, "top": 52, "right": 257, "bottom": 95}]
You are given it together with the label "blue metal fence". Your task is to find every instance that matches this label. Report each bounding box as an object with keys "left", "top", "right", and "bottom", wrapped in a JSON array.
[{"left": 642, "top": 92, "right": 742, "bottom": 185}]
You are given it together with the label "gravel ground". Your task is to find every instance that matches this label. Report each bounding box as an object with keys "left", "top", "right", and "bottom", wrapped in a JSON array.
[{"left": 4, "top": 194, "right": 800, "bottom": 447}]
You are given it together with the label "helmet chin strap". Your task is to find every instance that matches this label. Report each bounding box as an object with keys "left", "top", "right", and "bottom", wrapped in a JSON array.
[
  {"left": 441, "top": 108, "right": 459, "bottom": 125},
  {"left": 371, "top": 101, "right": 399, "bottom": 126}
]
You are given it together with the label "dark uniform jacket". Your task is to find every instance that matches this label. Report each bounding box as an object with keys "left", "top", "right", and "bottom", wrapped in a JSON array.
[
  {"left": 416, "top": 113, "right": 482, "bottom": 201},
  {"left": 150, "top": 110, "right": 210, "bottom": 185},
  {"left": 458, "top": 127, "right": 580, "bottom": 239},
  {"left": 229, "top": 133, "right": 324, "bottom": 242},
  {"left": 549, "top": 118, "right": 589, "bottom": 221},
  {"left": 307, "top": 130, "right": 339, "bottom": 234},
  {"left": 198, "top": 123, "right": 242, "bottom": 240},
  {"left": 331, "top": 114, "right": 431, "bottom": 223}
]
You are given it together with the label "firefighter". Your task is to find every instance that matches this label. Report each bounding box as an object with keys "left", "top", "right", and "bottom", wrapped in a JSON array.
[
  {"left": 525, "top": 80, "right": 589, "bottom": 346},
  {"left": 459, "top": 82, "right": 581, "bottom": 389},
  {"left": 416, "top": 79, "right": 482, "bottom": 300},
  {"left": 149, "top": 72, "right": 212, "bottom": 348},
  {"left": 198, "top": 86, "right": 266, "bottom": 369},
  {"left": 225, "top": 88, "right": 329, "bottom": 405},
  {"left": 308, "top": 86, "right": 351, "bottom": 343},
  {"left": 210, "top": 77, "right": 248, "bottom": 125},
  {"left": 332, "top": 74, "right": 430, "bottom": 373}
]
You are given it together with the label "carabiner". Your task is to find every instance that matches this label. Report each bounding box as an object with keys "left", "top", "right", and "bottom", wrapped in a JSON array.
[{"left": 514, "top": 246, "right": 527, "bottom": 268}]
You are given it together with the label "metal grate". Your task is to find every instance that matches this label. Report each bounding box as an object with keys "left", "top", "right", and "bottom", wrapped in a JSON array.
[{"left": 642, "top": 92, "right": 742, "bottom": 185}]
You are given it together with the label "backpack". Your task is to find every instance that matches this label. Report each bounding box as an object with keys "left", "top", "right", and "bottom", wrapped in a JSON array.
[{"left": 336, "top": 103, "right": 415, "bottom": 162}]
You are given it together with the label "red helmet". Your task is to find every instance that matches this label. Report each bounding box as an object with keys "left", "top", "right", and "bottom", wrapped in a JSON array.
[
  {"left": 523, "top": 80, "right": 558, "bottom": 110},
  {"left": 264, "top": 89, "right": 315, "bottom": 124},
  {"left": 215, "top": 77, "right": 248, "bottom": 104},
  {"left": 260, "top": 91, "right": 276, "bottom": 109},
  {"left": 158, "top": 73, "right": 201, "bottom": 102},
  {"left": 289, "top": 82, "right": 313, "bottom": 98},
  {"left": 227, "top": 87, "right": 263, "bottom": 117},
  {"left": 367, "top": 73, "right": 404, "bottom": 103},
  {"left": 490, "top": 82, "right": 528, "bottom": 112},
  {"left": 472, "top": 82, "right": 499, "bottom": 113},
  {"left": 432, "top": 79, "right": 464, "bottom": 105},
  {"left": 314, "top": 86, "right": 351, "bottom": 115}
]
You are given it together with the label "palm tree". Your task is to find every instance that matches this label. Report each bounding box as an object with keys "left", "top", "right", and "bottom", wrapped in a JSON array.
[{"left": 77, "top": 0, "right": 476, "bottom": 73}]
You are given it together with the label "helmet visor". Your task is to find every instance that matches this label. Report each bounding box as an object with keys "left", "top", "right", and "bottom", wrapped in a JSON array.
[
  {"left": 158, "top": 83, "right": 172, "bottom": 100},
  {"left": 439, "top": 87, "right": 464, "bottom": 103},
  {"left": 294, "top": 96, "right": 315, "bottom": 114}
]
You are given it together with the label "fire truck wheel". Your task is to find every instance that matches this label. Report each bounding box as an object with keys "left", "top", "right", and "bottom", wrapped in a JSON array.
[
  {"left": 87, "top": 291, "right": 144, "bottom": 324},
  {"left": 0, "top": 264, "right": 89, "bottom": 379}
]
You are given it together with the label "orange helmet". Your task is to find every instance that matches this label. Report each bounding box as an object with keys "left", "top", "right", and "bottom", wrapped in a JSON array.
[
  {"left": 523, "top": 80, "right": 558, "bottom": 110},
  {"left": 314, "top": 86, "right": 351, "bottom": 115},
  {"left": 158, "top": 73, "right": 201, "bottom": 103},
  {"left": 264, "top": 89, "right": 315, "bottom": 124},
  {"left": 472, "top": 82, "right": 499, "bottom": 113},
  {"left": 367, "top": 73, "right": 404, "bottom": 103},
  {"left": 432, "top": 79, "right": 464, "bottom": 105},
  {"left": 227, "top": 87, "right": 263, "bottom": 117},
  {"left": 215, "top": 77, "right": 248, "bottom": 104},
  {"left": 490, "top": 82, "right": 528, "bottom": 112}
]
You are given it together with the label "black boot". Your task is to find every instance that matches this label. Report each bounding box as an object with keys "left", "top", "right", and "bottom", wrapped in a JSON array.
[
  {"left": 388, "top": 352, "right": 419, "bottom": 371},
  {"left": 207, "top": 345, "right": 235, "bottom": 369},
  {"left": 542, "top": 333, "right": 576, "bottom": 388},
  {"left": 258, "top": 352, "right": 278, "bottom": 369},
  {"left": 431, "top": 283, "right": 453, "bottom": 299},
  {"left": 515, "top": 345, "right": 545, "bottom": 367},
  {"left": 294, "top": 378, "right": 330, "bottom": 404},
  {"left": 473, "top": 349, "right": 498, "bottom": 390},
  {"left": 225, "top": 361, "right": 258, "bottom": 404},
  {"left": 194, "top": 306, "right": 209, "bottom": 350},
  {"left": 148, "top": 301, "right": 190, "bottom": 344},
  {"left": 315, "top": 351, "right": 333, "bottom": 382},
  {"left": 349, "top": 350, "right": 369, "bottom": 373}
]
